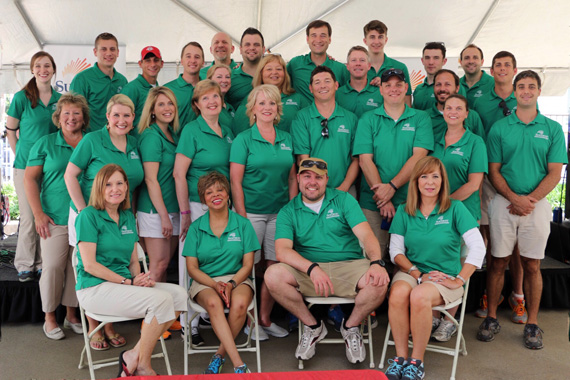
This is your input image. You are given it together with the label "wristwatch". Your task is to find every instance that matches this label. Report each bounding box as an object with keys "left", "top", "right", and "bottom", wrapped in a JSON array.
[
  {"left": 417, "top": 274, "right": 424, "bottom": 285},
  {"left": 227, "top": 279, "right": 237, "bottom": 289},
  {"left": 370, "top": 259, "right": 386, "bottom": 267}
]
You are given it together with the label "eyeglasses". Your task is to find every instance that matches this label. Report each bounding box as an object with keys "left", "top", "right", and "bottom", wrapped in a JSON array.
[
  {"left": 300, "top": 160, "right": 327, "bottom": 170},
  {"left": 498, "top": 100, "right": 512, "bottom": 116},
  {"left": 320, "top": 119, "right": 329, "bottom": 138},
  {"left": 384, "top": 68, "right": 404, "bottom": 77}
]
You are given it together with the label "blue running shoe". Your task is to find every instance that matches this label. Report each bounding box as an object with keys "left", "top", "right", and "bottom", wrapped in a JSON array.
[
  {"left": 385, "top": 356, "right": 406, "bottom": 380},
  {"left": 402, "top": 358, "right": 425, "bottom": 380},
  {"left": 204, "top": 354, "right": 225, "bottom": 374},
  {"left": 234, "top": 364, "right": 251, "bottom": 373},
  {"left": 18, "top": 271, "right": 34, "bottom": 282},
  {"left": 327, "top": 305, "right": 344, "bottom": 332}
]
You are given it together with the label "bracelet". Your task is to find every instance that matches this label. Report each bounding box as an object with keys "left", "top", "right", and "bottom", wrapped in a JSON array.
[
  {"left": 180, "top": 210, "right": 191, "bottom": 215},
  {"left": 407, "top": 265, "right": 418, "bottom": 274},
  {"left": 417, "top": 273, "right": 424, "bottom": 284},
  {"left": 121, "top": 278, "right": 127, "bottom": 284},
  {"left": 456, "top": 274, "right": 466, "bottom": 284},
  {"left": 370, "top": 259, "right": 385, "bottom": 267},
  {"left": 307, "top": 263, "right": 319, "bottom": 276},
  {"left": 228, "top": 279, "right": 237, "bottom": 289},
  {"left": 5, "top": 126, "right": 19, "bottom": 131},
  {"left": 388, "top": 181, "right": 398, "bottom": 191},
  {"left": 131, "top": 278, "right": 135, "bottom": 285}
]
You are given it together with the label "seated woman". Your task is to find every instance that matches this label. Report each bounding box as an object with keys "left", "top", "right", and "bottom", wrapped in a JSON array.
[
  {"left": 183, "top": 172, "right": 260, "bottom": 374},
  {"left": 75, "top": 164, "right": 187, "bottom": 377},
  {"left": 384, "top": 157, "right": 484, "bottom": 380}
]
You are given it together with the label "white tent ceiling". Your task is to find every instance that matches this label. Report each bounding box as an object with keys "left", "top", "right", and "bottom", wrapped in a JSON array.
[{"left": 1, "top": 0, "right": 569, "bottom": 95}]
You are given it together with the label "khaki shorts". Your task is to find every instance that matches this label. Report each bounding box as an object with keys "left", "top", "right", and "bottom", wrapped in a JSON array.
[
  {"left": 480, "top": 176, "right": 496, "bottom": 226},
  {"left": 362, "top": 208, "right": 390, "bottom": 262},
  {"left": 278, "top": 258, "right": 370, "bottom": 298},
  {"left": 391, "top": 271, "right": 464, "bottom": 305},
  {"left": 489, "top": 194, "right": 550, "bottom": 259},
  {"left": 188, "top": 274, "right": 254, "bottom": 301}
]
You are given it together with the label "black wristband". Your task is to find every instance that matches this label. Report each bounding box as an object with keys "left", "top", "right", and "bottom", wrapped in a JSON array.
[
  {"left": 370, "top": 259, "right": 386, "bottom": 267},
  {"left": 307, "top": 263, "right": 319, "bottom": 276},
  {"left": 388, "top": 181, "right": 398, "bottom": 191},
  {"left": 5, "top": 126, "right": 19, "bottom": 131},
  {"left": 228, "top": 279, "right": 237, "bottom": 289},
  {"left": 131, "top": 278, "right": 135, "bottom": 285}
]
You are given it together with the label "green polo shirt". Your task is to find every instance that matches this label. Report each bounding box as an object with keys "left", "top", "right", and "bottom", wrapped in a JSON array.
[
  {"left": 287, "top": 53, "right": 349, "bottom": 101},
  {"left": 413, "top": 78, "right": 467, "bottom": 110},
  {"left": 69, "top": 127, "right": 144, "bottom": 211},
  {"left": 390, "top": 201, "right": 479, "bottom": 276},
  {"left": 275, "top": 188, "right": 366, "bottom": 263},
  {"left": 230, "top": 125, "right": 294, "bottom": 214},
  {"left": 120, "top": 74, "right": 157, "bottom": 137},
  {"left": 367, "top": 54, "right": 412, "bottom": 96},
  {"left": 27, "top": 130, "right": 83, "bottom": 225},
  {"left": 353, "top": 106, "right": 434, "bottom": 210},
  {"left": 164, "top": 75, "right": 197, "bottom": 130},
  {"left": 137, "top": 124, "right": 180, "bottom": 214},
  {"left": 291, "top": 103, "right": 358, "bottom": 188},
  {"left": 472, "top": 88, "right": 517, "bottom": 136},
  {"left": 425, "top": 103, "right": 486, "bottom": 142},
  {"left": 431, "top": 129, "right": 488, "bottom": 220},
  {"left": 487, "top": 112, "right": 568, "bottom": 195},
  {"left": 75, "top": 207, "right": 138, "bottom": 290},
  {"left": 182, "top": 210, "right": 260, "bottom": 278},
  {"left": 7, "top": 89, "right": 61, "bottom": 169},
  {"left": 336, "top": 82, "right": 383, "bottom": 118},
  {"left": 219, "top": 103, "right": 235, "bottom": 131},
  {"left": 232, "top": 92, "right": 309, "bottom": 136},
  {"left": 70, "top": 63, "right": 128, "bottom": 132},
  {"left": 175, "top": 116, "right": 234, "bottom": 202},
  {"left": 226, "top": 65, "right": 253, "bottom": 109},
  {"left": 199, "top": 59, "right": 239, "bottom": 80},
  {"left": 459, "top": 70, "right": 495, "bottom": 109}
]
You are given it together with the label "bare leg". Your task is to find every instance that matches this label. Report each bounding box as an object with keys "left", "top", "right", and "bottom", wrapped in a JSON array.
[
  {"left": 520, "top": 258, "right": 542, "bottom": 325},
  {"left": 487, "top": 256, "right": 510, "bottom": 319},
  {"left": 66, "top": 306, "right": 81, "bottom": 324},
  {"left": 44, "top": 311, "right": 58, "bottom": 331},
  {"left": 345, "top": 273, "right": 387, "bottom": 328},
  {"left": 218, "top": 285, "right": 253, "bottom": 367},
  {"left": 409, "top": 284, "right": 445, "bottom": 361},
  {"left": 144, "top": 237, "right": 174, "bottom": 283},
  {"left": 259, "top": 260, "right": 277, "bottom": 327},
  {"left": 388, "top": 281, "right": 412, "bottom": 358},
  {"left": 510, "top": 244, "right": 524, "bottom": 296}
]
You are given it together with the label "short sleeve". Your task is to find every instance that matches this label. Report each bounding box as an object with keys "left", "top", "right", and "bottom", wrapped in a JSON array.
[
  {"left": 182, "top": 224, "right": 199, "bottom": 257},
  {"left": 452, "top": 201, "right": 479, "bottom": 235},
  {"left": 275, "top": 205, "right": 295, "bottom": 241},
  {"left": 69, "top": 134, "right": 94, "bottom": 170},
  {"left": 229, "top": 133, "right": 249, "bottom": 165},
  {"left": 547, "top": 120, "right": 568, "bottom": 164},
  {"left": 139, "top": 131, "right": 163, "bottom": 163},
  {"left": 342, "top": 193, "right": 367, "bottom": 228},
  {"left": 413, "top": 110, "right": 435, "bottom": 151},
  {"left": 486, "top": 123, "right": 502, "bottom": 164},
  {"left": 26, "top": 136, "right": 48, "bottom": 167},
  {"left": 176, "top": 128, "right": 197, "bottom": 159},
  {"left": 69, "top": 73, "right": 88, "bottom": 96},
  {"left": 468, "top": 110, "right": 487, "bottom": 141},
  {"left": 353, "top": 114, "right": 374, "bottom": 155},
  {"left": 241, "top": 218, "right": 261, "bottom": 253},
  {"left": 468, "top": 136, "right": 488, "bottom": 175},
  {"left": 7, "top": 91, "right": 26, "bottom": 119},
  {"left": 389, "top": 204, "right": 408, "bottom": 235},
  {"left": 120, "top": 83, "right": 139, "bottom": 106},
  {"left": 76, "top": 207, "right": 99, "bottom": 244},
  {"left": 291, "top": 114, "right": 310, "bottom": 155}
]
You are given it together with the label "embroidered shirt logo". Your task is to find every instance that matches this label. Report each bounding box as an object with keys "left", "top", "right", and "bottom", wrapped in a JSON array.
[
  {"left": 121, "top": 225, "right": 134, "bottom": 235},
  {"left": 401, "top": 123, "right": 415, "bottom": 132},
  {"left": 116, "top": 86, "right": 123, "bottom": 93},
  {"left": 280, "top": 143, "right": 292, "bottom": 151},
  {"left": 337, "top": 125, "right": 350, "bottom": 134},
  {"left": 366, "top": 98, "right": 378, "bottom": 107},
  {"left": 226, "top": 136, "right": 233, "bottom": 144},
  {"left": 326, "top": 208, "right": 340, "bottom": 219},
  {"left": 451, "top": 147, "right": 464, "bottom": 156},
  {"left": 227, "top": 232, "right": 241, "bottom": 242},
  {"left": 129, "top": 151, "right": 140, "bottom": 160},
  {"left": 474, "top": 90, "right": 483, "bottom": 98},
  {"left": 434, "top": 215, "right": 449, "bottom": 225},
  {"left": 534, "top": 130, "right": 549, "bottom": 140},
  {"left": 285, "top": 99, "right": 298, "bottom": 106}
]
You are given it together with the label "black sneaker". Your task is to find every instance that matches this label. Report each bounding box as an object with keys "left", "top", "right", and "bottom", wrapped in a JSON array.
[
  {"left": 198, "top": 316, "right": 212, "bottom": 329},
  {"left": 35, "top": 269, "right": 42, "bottom": 279},
  {"left": 18, "top": 271, "right": 34, "bottom": 282},
  {"left": 191, "top": 327, "right": 204, "bottom": 346},
  {"left": 385, "top": 356, "right": 406, "bottom": 380},
  {"left": 523, "top": 323, "right": 544, "bottom": 349},
  {"left": 476, "top": 316, "right": 500, "bottom": 342}
]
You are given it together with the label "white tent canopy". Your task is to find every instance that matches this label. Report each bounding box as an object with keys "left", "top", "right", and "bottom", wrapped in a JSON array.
[{"left": 1, "top": 0, "right": 569, "bottom": 95}]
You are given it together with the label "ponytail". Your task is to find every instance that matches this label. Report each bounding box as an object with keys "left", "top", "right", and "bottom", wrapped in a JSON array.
[{"left": 24, "top": 51, "right": 57, "bottom": 109}]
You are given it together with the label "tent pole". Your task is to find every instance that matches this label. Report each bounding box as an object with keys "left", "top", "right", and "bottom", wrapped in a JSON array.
[
  {"left": 14, "top": 0, "right": 43, "bottom": 50},
  {"left": 466, "top": 0, "right": 501, "bottom": 45}
]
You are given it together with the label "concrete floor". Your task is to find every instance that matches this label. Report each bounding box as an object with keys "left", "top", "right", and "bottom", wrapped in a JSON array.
[{"left": 1, "top": 308, "right": 568, "bottom": 380}]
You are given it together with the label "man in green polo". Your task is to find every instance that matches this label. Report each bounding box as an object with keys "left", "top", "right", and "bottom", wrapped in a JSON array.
[
  {"left": 459, "top": 44, "right": 495, "bottom": 108},
  {"left": 337, "top": 46, "right": 383, "bottom": 118},
  {"left": 266, "top": 157, "right": 389, "bottom": 364},
  {"left": 478, "top": 70, "right": 567, "bottom": 350},
  {"left": 70, "top": 33, "right": 128, "bottom": 132},
  {"left": 291, "top": 66, "right": 359, "bottom": 194},
  {"left": 226, "top": 28, "right": 265, "bottom": 109},
  {"left": 121, "top": 46, "right": 164, "bottom": 135},
  {"left": 199, "top": 32, "right": 240, "bottom": 80},
  {"left": 362, "top": 20, "right": 412, "bottom": 106},
  {"left": 287, "top": 20, "right": 349, "bottom": 101}
]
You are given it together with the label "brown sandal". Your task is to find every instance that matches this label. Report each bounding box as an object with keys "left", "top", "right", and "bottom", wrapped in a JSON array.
[
  {"left": 90, "top": 335, "right": 110, "bottom": 351},
  {"left": 105, "top": 333, "right": 127, "bottom": 348}
]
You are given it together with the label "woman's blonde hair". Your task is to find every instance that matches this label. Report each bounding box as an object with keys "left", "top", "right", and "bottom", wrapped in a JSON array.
[
  {"left": 138, "top": 86, "right": 180, "bottom": 134},
  {"left": 252, "top": 54, "right": 294, "bottom": 95},
  {"left": 106, "top": 94, "right": 135, "bottom": 114},
  {"left": 197, "top": 171, "right": 230, "bottom": 205},
  {"left": 404, "top": 156, "right": 451, "bottom": 216},
  {"left": 206, "top": 63, "right": 231, "bottom": 81},
  {"left": 52, "top": 92, "right": 90, "bottom": 131},
  {"left": 245, "top": 84, "right": 283, "bottom": 126},
  {"left": 191, "top": 79, "right": 223, "bottom": 116},
  {"left": 89, "top": 164, "right": 130, "bottom": 211}
]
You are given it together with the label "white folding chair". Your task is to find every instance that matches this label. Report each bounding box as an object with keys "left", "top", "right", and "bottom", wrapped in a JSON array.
[
  {"left": 379, "top": 279, "right": 470, "bottom": 380},
  {"left": 183, "top": 268, "right": 261, "bottom": 374},
  {"left": 72, "top": 244, "right": 172, "bottom": 380},
  {"left": 297, "top": 296, "right": 375, "bottom": 369}
]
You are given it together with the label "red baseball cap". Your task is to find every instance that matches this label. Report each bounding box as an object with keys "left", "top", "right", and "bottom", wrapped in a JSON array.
[{"left": 140, "top": 46, "right": 162, "bottom": 60}]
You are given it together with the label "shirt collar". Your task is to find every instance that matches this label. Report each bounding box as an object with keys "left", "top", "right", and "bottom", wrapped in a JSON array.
[
  {"left": 100, "top": 127, "right": 137, "bottom": 153},
  {"left": 508, "top": 110, "right": 545, "bottom": 126},
  {"left": 150, "top": 123, "right": 179, "bottom": 144},
  {"left": 93, "top": 63, "right": 118, "bottom": 80},
  {"left": 308, "top": 102, "right": 345, "bottom": 120},
  {"left": 415, "top": 203, "right": 441, "bottom": 218},
  {"left": 436, "top": 127, "right": 472, "bottom": 147},
  {"left": 136, "top": 74, "right": 156, "bottom": 89},
  {"left": 293, "top": 188, "right": 339, "bottom": 213},
  {"left": 198, "top": 210, "right": 239, "bottom": 236},
  {"left": 55, "top": 129, "right": 85, "bottom": 147},
  {"left": 196, "top": 115, "right": 230, "bottom": 138},
  {"left": 175, "top": 74, "right": 194, "bottom": 88}
]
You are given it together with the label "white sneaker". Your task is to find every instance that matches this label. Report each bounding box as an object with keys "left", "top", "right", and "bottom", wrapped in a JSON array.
[
  {"left": 340, "top": 320, "right": 365, "bottom": 363},
  {"left": 295, "top": 322, "right": 327, "bottom": 360},
  {"left": 431, "top": 319, "right": 457, "bottom": 342},
  {"left": 244, "top": 324, "right": 269, "bottom": 341},
  {"left": 262, "top": 323, "right": 289, "bottom": 338},
  {"left": 63, "top": 318, "right": 83, "bottom": 335}
]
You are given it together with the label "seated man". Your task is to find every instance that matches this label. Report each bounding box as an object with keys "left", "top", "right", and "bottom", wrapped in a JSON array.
[{"left": 265, "top": 158, "right": 389, "bottom": 364}]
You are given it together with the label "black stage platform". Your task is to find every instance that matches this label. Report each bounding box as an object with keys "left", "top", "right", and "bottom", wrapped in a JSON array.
[{"left": 2, "top": 223, "right": 570, "bottom": 324}]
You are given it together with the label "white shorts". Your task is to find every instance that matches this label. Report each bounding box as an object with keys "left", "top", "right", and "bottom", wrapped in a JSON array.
[
  {"left": 68, "top": 207, "right": 78, "bottom": 247},
  {"left": 247, "top": 213, "right": 277, "bottom": 263},
  {"left": 489, "top": 194, "right": 551, "bottom": 259},
  {"left": 137, "top": 211, "right": 180, "bottom": 238}
]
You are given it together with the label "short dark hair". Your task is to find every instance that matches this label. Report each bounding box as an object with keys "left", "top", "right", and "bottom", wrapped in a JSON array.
[
  {"left": 443, "top": 94, "right": 469, "bottom": 112},
  {"left": 94, "top": 33, "right": 118, "bottom": 48},
  {"left": 423, "top": 42, "right": 446, "bottom": 58},
  {"left": 460, "top": 44, "right": 484, "bottom": 61},
  {"left": 180, "top": 41, "right": 204, "bottom": 59},
  {"left": 492, "top": 51, "right": 517, "bottom": 69},
  {"left": 306, "top": 20, "right": 332, "bottom": 37},
  {"left": 197, "top": 171, "right": 230, "bottom": 205},
  {"left": 434, "top": 69, "right": 460, "bottom": 88},
  {"left": 240, "top": 27, "right": 264, "bottom": 46},
  {"left": 513, "top": 70, "right": 541, "bottom": 90},
  {"left": 310, "top": 66, "right": 336, "bottom": 85},
  {"left": 363, "top": 20, "right": 388, "bottom": 36}
]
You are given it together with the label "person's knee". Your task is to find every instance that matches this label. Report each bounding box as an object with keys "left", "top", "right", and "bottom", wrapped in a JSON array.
[
  {"left": 409, "top": 287, "right": 432, "bottom": 310},
  {"left": 202, "top": 294, "right": 224, "bottom": 312},
  {"left": 521, "top": 258, "right": 541, "bottom": 276},
  {"left": 264, "top": 264, "right": 288, "bottom": 290},
  {"left": 231, "top": 295, "right": 251, "bottom": 316},
  {"left": 490, "top": 255, "right": 510, "bottom": 273},
  {"left": 388, "top": 283, "right": 411, "bottom": 308}
]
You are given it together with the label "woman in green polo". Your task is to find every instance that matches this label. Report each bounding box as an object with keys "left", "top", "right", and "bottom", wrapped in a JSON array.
[
  {"left": 24, "top": 93, "right": 88, "bottom": 340},
  {"left": 232, "top": 54, "right": 309, "bottom": 135},
  {"left": 384, "top": 157, "right": 485, "bottom": 380},
  {"left": 207, "top": 64, "right": 235, "bottom": 128},
  {"left": 183, "top": 172, "right": 259, "bottom": 374},
  {"left": 6, "top": 51, "right": 61, "bottom": 282}
]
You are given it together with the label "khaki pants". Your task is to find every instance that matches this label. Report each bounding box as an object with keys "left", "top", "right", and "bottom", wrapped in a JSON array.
[{"left": 13, "top": 168, "right": 41, "bottom": 272}]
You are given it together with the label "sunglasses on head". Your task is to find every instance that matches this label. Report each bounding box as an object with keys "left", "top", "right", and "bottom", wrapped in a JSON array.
[
  {"left": 300, "top": 160, "right": 327, "bottom": 170},
  {"left": 498, "top": 100, "right": 512, "bottom": 116},
  {"left": 320, "top": 119, "right": 329, "bottom": 138}
]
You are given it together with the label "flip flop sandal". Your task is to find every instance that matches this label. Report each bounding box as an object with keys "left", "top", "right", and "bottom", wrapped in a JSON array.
[
  {"left": 90, "top": 335, "right": 110, "bottom": 351},
  {"left": 105, "top": 333, "right": 127, "bottom": 348},
  {"left": 117, "top": 350, "right": 133, "bottom": 377}
]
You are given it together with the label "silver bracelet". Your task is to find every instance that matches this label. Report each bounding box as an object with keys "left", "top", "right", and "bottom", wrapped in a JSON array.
[
  {"left": 456, "top": 274, "right": 466, "bottom": 284},
  {"left": 407, "top": 265, "right": 418, "bottom": 274}
]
